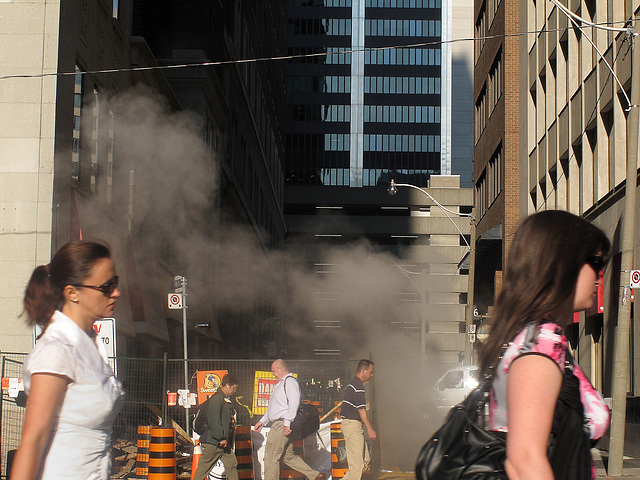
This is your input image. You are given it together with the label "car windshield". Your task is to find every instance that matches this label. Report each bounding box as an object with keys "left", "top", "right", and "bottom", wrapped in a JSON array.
[{"left": 441, "top": 370, "right": 464, "bottom": 389}]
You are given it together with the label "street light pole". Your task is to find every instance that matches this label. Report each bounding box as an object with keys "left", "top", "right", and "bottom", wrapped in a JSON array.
[
  {"left": 182, "top": 277, "right": 190, "bottom": 437},
  {"left": 388, "top": 179, "right": 474, "bottom": 362},
  {"left": 608, "top": 19, "right": 640, "bottom": 476}
]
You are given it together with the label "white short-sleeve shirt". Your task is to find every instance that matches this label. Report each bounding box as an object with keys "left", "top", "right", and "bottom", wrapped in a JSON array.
[{"left": 23, "top": 310, "right": 125, "bottom": 480}]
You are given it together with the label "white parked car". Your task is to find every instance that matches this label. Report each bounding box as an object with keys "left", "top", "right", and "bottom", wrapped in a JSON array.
[{"left": 433, "top": 365, "right": 480, "bottom": 410}]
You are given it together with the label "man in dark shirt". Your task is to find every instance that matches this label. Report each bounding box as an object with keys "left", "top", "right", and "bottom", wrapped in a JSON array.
[
  {"left": 341, "top": 359, "right": 376, "bottom": 480},
  {"left": 193, "top": 374, "right": 239, "bottom": 480}
]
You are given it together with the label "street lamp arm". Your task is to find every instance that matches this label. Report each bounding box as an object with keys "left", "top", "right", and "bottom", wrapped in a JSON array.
[
  {"left": 388, "top": 180, "right": 473, "bottom": 218},
  {"left": 392, "top": 262, "right": 423, "bottom": 298},
  {"left": 388, "top": 180, "right": 471, "bottom": 251}
]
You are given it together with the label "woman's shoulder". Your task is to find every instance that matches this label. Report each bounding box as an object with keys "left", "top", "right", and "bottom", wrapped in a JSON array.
[{"left": 505, "top": 321, "right": 567, "bottom": 371}]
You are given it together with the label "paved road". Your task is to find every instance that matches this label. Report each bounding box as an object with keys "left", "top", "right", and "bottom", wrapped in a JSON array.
[{"left": 594, "top": 448, "right": 640, "bottom": 479}]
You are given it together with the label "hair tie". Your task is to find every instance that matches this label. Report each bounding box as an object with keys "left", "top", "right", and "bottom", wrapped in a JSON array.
[{"left": 45, "top": 264, "right": 51, "bottom": 279}]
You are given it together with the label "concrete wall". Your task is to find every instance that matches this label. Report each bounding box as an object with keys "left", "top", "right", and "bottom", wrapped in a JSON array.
[{"left": 0, "top": 0, "right": 60, "bottom": 352}]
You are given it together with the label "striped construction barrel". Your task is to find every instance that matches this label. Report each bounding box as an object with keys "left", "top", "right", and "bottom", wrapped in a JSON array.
[
  {"left": 331, "top": 423, "right": 348, "bottom": 480},
  {"left": 279, "top": 438, "right": 305, "bottom": 480},
  {"left": 136, "top": 425, "right": 151, "bottom": 479},
  {"left": 235, "top": 425, "right": 254, "bottom": 480},
  {"left": 149, "top": 427, "right": 176, "bottom": 480}
]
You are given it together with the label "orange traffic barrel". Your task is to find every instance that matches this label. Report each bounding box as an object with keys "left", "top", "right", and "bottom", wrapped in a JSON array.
[
  {"left": 280, "top": 438, "right": 305, "bottom": 480},
  {"left": 235, "top": 425, "right": 254, "bottom": 480},
  {"left": 331, "top": 422, "right": 348, "bottom": 480},
  {"left": 148, "top": 427, "right": 176, "bottom": 480},
  {"left": 136, "top": 425, "right": 151, "bottom": 479}
]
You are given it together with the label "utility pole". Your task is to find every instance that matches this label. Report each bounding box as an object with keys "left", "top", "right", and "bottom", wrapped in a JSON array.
[{"left": 608, "top": 18, "right": 639, "bottom": 476}]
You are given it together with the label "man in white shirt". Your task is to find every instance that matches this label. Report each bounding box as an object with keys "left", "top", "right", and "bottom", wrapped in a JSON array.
[{"left": 254, "top": 359, "right": 324, "bottom": 480}]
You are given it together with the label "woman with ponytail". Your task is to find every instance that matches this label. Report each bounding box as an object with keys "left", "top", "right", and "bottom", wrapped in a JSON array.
[{"left": 11, "top": 240, "right": 124, "bottom": 480}]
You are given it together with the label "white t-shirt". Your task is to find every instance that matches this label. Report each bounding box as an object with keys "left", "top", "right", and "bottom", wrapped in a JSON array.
[{"left": 23, "top": 310, "right": 125, "bottom": 480}]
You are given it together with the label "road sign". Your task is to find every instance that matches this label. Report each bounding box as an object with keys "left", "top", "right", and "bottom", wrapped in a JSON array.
[
  {"left": 168, "top": 293, "right": 183, "bottom": 309},
  {"left": 631, "top": 270, "right": 640, "bottom": 288},
  {"left": 174, "top": 275, "right": 185, "bottom": 293},
  {"left": 93, "top": 318, "right": 116, "bottom": 358}
]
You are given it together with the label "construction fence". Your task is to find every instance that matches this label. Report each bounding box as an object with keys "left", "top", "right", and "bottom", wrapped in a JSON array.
[{"left": 1, "top": 354, "right": 358, "bottom": 479}]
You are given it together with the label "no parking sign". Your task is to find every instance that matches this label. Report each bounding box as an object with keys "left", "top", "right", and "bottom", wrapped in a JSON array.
[
  {"left": 630, "top": 270, "right": 640, "bottom": 289},
  {"left": 168, "top": 293, "right": 183, "bottom": 309}
]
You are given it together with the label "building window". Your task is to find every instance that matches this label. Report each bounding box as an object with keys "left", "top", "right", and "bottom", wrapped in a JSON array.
[
  {"left": 475, "top": 144, "right": 502, "bottom": 220},
  {"left": 364, "top": 76, "right": 440, "bottom": 94},
  {"left": 488, "top": 145, "right": 502, "bottom": 205},
  {"left": 489, "top": 50, "right": 502, "bottom": 112},
  {"left": 475, "top": 86, "right": 486, "bottom": 142},
  {"left": 364, "top": 105, "right": 440, "bottom": 123},
  {"left": 364, "top": 134, "right": 440, "bottom": 152},
  {"left": 71, "top": 65, "right": 83, "bottom": 181},
  {"left": 475, "top": 2, "right": 487, "bottom": 61},
  {"left": 90, "top": 88, "right": 100, "bottom": 194},
  {"left": 107, "top": 109, "right": 115, "bottom": 204},
  {"left": 364, "top": 19, "right": 440, "bottom": 37},
  {"left": 365, "top": 48, "right": 439, "bottom": 66}
]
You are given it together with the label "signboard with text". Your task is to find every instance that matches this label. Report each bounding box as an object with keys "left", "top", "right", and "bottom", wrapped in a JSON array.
[
  {"left": 196, "top": 370, "right": 228, "bottom": 405},
  {"left": 251, "top": 371, "right": 297, "bottom": 416},
  {"left": 93, "top": 318, "right": 116, "bottom": 374}
]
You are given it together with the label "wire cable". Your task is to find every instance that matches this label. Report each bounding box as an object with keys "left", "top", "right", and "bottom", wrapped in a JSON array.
[
  {"left": 0, "top": 19, "right": 635, "bottom": 82},
  {"left": 549, "top": 0, "right": 630, "bottom": 33},
  {"left": 550, "top": 0, "right": 636, "bottom": 109}
]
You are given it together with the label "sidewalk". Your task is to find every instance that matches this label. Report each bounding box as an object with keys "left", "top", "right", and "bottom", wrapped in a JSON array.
[{"left": 594, "top": 448, "right": 640, "bottom": 479}]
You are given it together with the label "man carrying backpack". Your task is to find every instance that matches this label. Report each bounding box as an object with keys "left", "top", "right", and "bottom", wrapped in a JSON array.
[
  {"left": 193, "top": 374, "right": 239, "bottom": 480},
  {"left": 254, "top": 359, "right": 324, "bottom": 480}
]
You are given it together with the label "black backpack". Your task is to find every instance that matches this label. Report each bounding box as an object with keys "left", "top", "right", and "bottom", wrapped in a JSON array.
[
  {"left": 283, "top": 377, "right": 320, "bottom": 440},
  {"left": 193, "top": 395, "right": 213, "bottom": 435}
]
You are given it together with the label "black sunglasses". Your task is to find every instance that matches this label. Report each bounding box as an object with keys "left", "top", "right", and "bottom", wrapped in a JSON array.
[
  {"left": 585, "top": 256, "right": 606, "bottom": 274},
  {"left": 73, "top": 276, "right": 119, "bottom": 296}
]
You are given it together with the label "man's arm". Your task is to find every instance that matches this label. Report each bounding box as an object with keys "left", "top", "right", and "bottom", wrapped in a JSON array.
[{"left": 358, "top": 407, "right": 377, "bottom": 440}]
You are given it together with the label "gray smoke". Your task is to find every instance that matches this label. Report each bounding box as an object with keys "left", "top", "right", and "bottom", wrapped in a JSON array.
[{"left": 97, "top": 86, "right": 449, "bottom": 471}]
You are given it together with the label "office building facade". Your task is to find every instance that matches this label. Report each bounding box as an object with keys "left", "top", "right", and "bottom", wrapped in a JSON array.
[
  {"left": 520, "top": 0, "right": 640, "bottom": 395},
  {"left": 284, "top": 0, "right": 475, "bottom": 362}
]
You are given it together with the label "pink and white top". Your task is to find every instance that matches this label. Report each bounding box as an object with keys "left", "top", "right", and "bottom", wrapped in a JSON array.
[{"left": 489, "top": 321, "right": 610, "bottom": 440}]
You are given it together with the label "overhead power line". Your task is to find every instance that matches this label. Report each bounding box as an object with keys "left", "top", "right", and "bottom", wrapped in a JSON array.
[{"left": 0, "top": 19, "right": 634, "bottom": 81}]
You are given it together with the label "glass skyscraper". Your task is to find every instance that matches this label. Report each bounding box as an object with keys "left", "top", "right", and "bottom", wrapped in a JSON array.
[{"left": 285, "top": 0, "right": 444, "bottom": 188}]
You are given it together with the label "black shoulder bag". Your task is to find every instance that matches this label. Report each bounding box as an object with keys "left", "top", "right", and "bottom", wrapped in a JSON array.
[
  {"left": 283, "top": 376, "right": 320, "bottom": 440},
  {"left": 416, "top": 371, "right": 507, "bottom": 480},
  {"left": 416, "top": 351, "right": 592, "bottom": 480}
]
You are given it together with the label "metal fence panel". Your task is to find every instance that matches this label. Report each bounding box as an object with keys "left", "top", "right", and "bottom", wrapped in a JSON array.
[
  {"left": 1, "top": 354, "right": 27, "bottom": 480},
  {"left": 2, "top": 354, "right": 357, "bottom": 479}
]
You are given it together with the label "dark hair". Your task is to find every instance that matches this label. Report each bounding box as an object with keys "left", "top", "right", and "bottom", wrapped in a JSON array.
[
  {"left": 357, "top": 359, "right": 374, "bottom": 373},
  {"left": 222, "top": 374, "right": 239, "bottom": 387},
  {"left": 479, "top": 210, "right": 611, "bottom": 373},
  {"left": 22, "top": 240, "right": 112, "bottom": 328}
]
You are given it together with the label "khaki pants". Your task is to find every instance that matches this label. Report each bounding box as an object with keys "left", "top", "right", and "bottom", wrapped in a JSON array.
[
  {"left": 341, "top": 419, "right": 370, "bottom": 480},
  {"left": 264, "top": 421, "right": 319, "bottom": 480},
  {"left": 193, "top": 443, "right": 239, "bottom": 480}
]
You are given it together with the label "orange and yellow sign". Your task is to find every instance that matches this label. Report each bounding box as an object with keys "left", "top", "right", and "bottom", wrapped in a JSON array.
[
  {"left": 196, "top": 370, "right": 228, "bottom": 405},
  {"left": 251, "top": 371, "right": 296, "bottom": 416}
]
